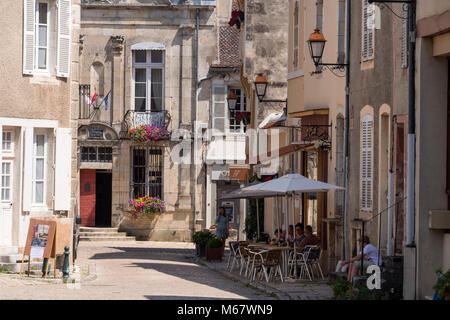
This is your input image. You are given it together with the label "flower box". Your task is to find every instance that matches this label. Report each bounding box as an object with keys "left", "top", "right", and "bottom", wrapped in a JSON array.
[
  {"left": 129, "top": 125, "right": 169, "bottom": 143},
  {"left": 234, "top": 112, "right": 251, "bottom": 125},
  {"left": 129, "top": 196, "right": 166, "bottom": 217},
  {"left": 228, "top": 10, "right": 245, "bottom": 29}
]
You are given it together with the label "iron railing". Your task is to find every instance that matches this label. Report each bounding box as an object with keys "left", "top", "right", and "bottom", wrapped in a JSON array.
[{"left": 120, "top": 110, "right": 171, "bottom": 139}]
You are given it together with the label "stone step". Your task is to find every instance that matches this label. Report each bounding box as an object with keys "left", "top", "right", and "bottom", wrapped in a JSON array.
[
  {"left": 79, "top": 227, "right": 119, "bottom": 233},
  {"left": 0, "top": 254, "right": 24, "bottom": 263},
  {"left": 79, "top": 236, "right": 136, "bottom": 242},
  {"left": 0, "top": 247, "right": 18, "bottom": 255},
  {"left": 0, "top": 262, "right": 42, "bottom": 273},
  {"left": 79, "top": 232, "right": 127, "bottom": 237}
]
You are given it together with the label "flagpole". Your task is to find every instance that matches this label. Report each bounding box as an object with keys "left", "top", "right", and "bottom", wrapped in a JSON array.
[{"left": 94, "top": 90, "right": 112, "bottom": 110}]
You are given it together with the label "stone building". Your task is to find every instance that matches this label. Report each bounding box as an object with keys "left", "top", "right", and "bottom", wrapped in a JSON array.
[
  {"left": 283, "top": 0, "right": 347, "bottom": 273},
  {"left": 233, "top": 0, "right": 289, "bottom": 240},
  {"left": 403, "top": 0, "right": 450, "bottom": 300},
  {"left": 204, "top": 0, "right": 248, "bottom": 240},
  {"left": 0, "top": 0, "right": 79, "bottom": 252},
  {"left": 77, "top": 0, "right": 220, "bottom": 241}
]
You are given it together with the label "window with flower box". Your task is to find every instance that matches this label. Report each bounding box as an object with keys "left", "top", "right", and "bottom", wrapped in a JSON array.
[{"left": 131, "top": 147, "right": 163, "bottom": 200}]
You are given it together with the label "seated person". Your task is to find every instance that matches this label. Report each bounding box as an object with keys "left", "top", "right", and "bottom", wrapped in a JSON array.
[
  {"left": 273, "top": 229, "right": 286, "bottom": 242},
  {"left": 298, "top": 225, "right": 320, "bottom": 248},
  {"left": 294, "top": 223, "right": 306, "bottom": 244},
  {"left": 341, "top": 236, "right": 382, "bottom": 282},
  {"left": 287, "top": 225, "right": 294, "bottom": 245}
]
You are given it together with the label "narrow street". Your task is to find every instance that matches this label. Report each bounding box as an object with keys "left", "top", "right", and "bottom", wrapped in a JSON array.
[{"left": 0, "top": 241, "right": 275, "bottom": 300}]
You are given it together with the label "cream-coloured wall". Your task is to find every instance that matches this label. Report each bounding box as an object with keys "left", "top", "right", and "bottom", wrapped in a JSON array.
[
  {"left": 0, "top": 0, "right": 72, "bottom": 129},
  {"left": 288, "top": 76, "right": 304, "bottom": 114},
  {"left": 417, "top": 0, "right": 450, "bottom": 20}
]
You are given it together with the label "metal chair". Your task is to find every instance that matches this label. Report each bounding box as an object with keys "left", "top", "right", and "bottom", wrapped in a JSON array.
[
  {"left": 238, "top": 244, "right": 252, "bottom": 277},
  {"left": 247, "top": 249, "right": 268, "bottom": 281},
  {"left": 294, "top": 246, "right": 314, "bottom": 281},
  {"left": 228, "top": 241, "right": 248, "bottom": 272},
  {"left": 305, "top": 246, "right": 324, "bottom": 280},
  {"left": 260, "top": 250, "right": 284, "bottom": 283}
]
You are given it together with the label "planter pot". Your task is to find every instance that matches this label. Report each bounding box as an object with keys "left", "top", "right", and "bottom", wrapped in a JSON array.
[
  {"left": 195, "top": 243, "right": 206, "bottom": 257},
  {"left": 206, "top": 246, "right": 224, "bottom": 261},
  {"left": 120, "top": 211, "right": 159, "bottom": 240},
  {"left": 445, "top": 291, "right": 450, "bottom": 300}
]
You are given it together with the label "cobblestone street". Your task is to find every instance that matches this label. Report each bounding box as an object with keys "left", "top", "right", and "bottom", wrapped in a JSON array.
[{"left": 0, "top": 241, "right": 277, "bottom": 300}]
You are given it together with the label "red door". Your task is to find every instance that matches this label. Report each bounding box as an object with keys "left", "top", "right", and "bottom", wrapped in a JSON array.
[{"left": 80, "top": 169, "right": 96, "bottom": 227}]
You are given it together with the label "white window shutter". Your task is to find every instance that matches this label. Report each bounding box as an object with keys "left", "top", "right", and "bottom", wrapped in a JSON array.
[
  {"left": 401, "top": 18, "right": 408, "bottom": 69},
  {"left": 23, "top": 0, "right": 35, "bottom": 74},
  {"left": 57, "top": 0, "right": 71, "bottom": 77},
  {"left": 54, "top": 128, "right": 72, "bottom": 211},
  {"left": 212, "top": 85, "right": 227, "bottom": 136},
  {"left": 361, "top": 115, "right": 373, "bottom": 211},
  {"left": 23, "top": 127, "right": 33, "bottom": 211}
]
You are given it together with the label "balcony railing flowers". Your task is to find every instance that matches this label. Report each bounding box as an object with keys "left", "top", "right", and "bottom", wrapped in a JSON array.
[
  {"left": 234, "top": 111, "right": 251, "bottom": 125},
  {"left": 128, "top": 125, "right": 169, "bottom": 143},
  {"left": 228, "top": 9, "right": 244, "bottom": 29},
  {"left": 129, "top": 196, "right": 166, "bottom": 217}
]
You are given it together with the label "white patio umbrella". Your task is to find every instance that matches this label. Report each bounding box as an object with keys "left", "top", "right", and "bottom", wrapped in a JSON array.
[
  {"left": 241, "top": 174, "right": 344, "bottom": 278},
  {"left": 241, "top": 173, "right": 344, "bottom": 194}
]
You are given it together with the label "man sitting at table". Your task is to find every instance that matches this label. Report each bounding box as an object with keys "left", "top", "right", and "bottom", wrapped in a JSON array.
[{"left": 298, "top": 225, "right": 320, "bottom": 248}]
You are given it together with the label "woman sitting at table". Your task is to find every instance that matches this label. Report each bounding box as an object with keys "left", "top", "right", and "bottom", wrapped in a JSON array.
[{"left": 273, "top": 229, "right": 286, "bottom": 242}]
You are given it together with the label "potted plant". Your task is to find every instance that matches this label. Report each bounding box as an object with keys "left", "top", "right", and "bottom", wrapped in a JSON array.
[
  {"left": 192, "top": 231, "right": 214, "bottom": 257},
  {"left": 228, "top": 10, "right": 245, "bottom": 29},
  {"left": 234, "top": 112, "right": 251, "bottom": 125},
  {"left": 128, "top": 125, "right": 169, "bottom": 143},
  {"left": 206, "top": 237, "right": 224, "bottom": 261},
  {"left": 433, "top": 269, "right": 450, "bottom": 300},
  {"left": 129, "top": 196, "right": 166, "bottom": 217}
]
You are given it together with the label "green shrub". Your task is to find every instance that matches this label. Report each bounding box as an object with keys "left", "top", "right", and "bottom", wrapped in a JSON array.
[
  {"left": 192, "top": 231, "right": 214, "bottom": 245},
  {"left": 206, "top": 238, "right": 224, "bottom": 248},
  {"left": 433, "top": 269, "right": 450, "bottom": 299}
]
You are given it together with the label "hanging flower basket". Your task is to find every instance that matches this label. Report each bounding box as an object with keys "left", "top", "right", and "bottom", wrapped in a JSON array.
[
  {"left": 228, "top": 10, "right": 245, "bottom": 29},
  {"left": 234, "top": 112, "right": 251, "bottom": 125},
  {"left": 128, "top": 125, "right": 169, "bottom": 143},
  {"left": 129, "top": 196, "right": 166, "bottom": 217}
]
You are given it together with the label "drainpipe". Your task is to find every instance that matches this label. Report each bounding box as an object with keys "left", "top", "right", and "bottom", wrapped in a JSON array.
[
  {"left": 193, "top": 8, "right": 200, "bottom": 233},
  {"left": 406, "top": 0, "right": 416, "bottom": 248},
  {"left": 342, "top": 0, "right": 351, "bottom": 260}
]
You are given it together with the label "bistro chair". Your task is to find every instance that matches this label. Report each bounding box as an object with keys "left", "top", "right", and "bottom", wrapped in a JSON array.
[
  {"left": 247, "top": 249, "right": 268, "bottom": 281},
  {"left": 228, "top": 241, "right": 248, "bottom": 272},
  {"left": 227, "top": 241, "right": 239, "bottom": 271},
  {"left": 260, "top": 249, "right": 284, "bottom": 283},
  {"left": 305, "top": 245, "right": 324, "bottom": 280},
  {"left": 238, "top": 244, "right": 252, "bottom": 277},
  {"left": 292, "top": 246, "right": 314, "bottom": 281}
]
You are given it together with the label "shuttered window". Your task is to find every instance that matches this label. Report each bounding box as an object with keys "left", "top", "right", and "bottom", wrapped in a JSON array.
[
  {"left": 57, "top": 0, "right": 71, "bottom": 77},
  {"left": 361, "top": 114, "right": 373, "bottom": 211},
  {"left": 23, "top": 0, "right": 35, "bottom": 74},
  {"left": 212, "top": 85, "right": 227, "bottom": 136},
  {"left": 33, "top": 134, "right": 46, "bottom": 205},
  {"left": 401, "top": 17, "right": 408, "bottom": 69},
  {"left": 362, "top": 0, "right": 375, "bottom": 61},
  {"left": 23, "top": 0, "right": 71, "bottom": 76},
  {"left": 293, "top": 0, "right": 300, "bottom": 70},
  {"left": 337, "top": 0, "right": 346, "bottom": 65}
]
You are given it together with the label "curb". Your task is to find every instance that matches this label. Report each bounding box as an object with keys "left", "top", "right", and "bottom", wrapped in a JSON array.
[
  {"left": 195, "top": 257, "right": 292, "bottom": 300},
  {"left": 1, "top": 262, "right": 97, "bottom": 285}
]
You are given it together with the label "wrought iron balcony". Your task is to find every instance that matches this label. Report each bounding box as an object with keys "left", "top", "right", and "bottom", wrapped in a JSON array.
[{"left": 120, "top": 110, "right": 171, "bottom": 139}]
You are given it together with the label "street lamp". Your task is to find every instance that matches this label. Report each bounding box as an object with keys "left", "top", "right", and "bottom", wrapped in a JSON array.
[
  {"left": 307, "top": 29, "right": 348, "bottom": 69},
  {"left": 307, "top": 29, "right": 327, "bottom": 66},
  {"left": 227, "top": 91, "right": 238, "bottom": 111},
  {"left": 253, "top": 73, "right": 287, "bottom": 105},
  {"left": 254, "top": 74, "right": 268, "bottom": 102}
]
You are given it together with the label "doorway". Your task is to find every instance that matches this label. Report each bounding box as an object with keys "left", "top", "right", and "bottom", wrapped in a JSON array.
[{"left": 95, "top": 171, "right": 112, "bottom": 227}]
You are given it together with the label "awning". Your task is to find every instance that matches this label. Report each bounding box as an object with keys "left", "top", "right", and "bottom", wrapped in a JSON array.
[
  {"left": 258, "top": 112, "right": 287, "bottom": 129},
  {"left": 131, "top": 42, "right": 166, "bottom": 51},
  {"left": 289, "top": 108, "right": 329, "bottom": 118}
]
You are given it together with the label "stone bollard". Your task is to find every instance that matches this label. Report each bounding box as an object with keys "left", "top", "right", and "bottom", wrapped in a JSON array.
[{"left": 63, "top": 246, "right": 70, "bottom": 281}]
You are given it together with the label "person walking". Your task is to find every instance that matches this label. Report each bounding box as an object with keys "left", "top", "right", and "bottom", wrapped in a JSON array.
[{"left": 215, "top": 207, "right": 229, "bottom": 247}]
